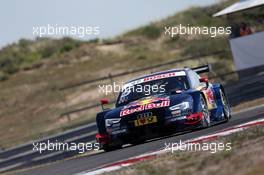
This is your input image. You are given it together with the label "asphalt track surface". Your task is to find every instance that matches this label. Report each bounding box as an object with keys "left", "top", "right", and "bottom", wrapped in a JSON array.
[{"left": 16, "top": 105, "right": 264, "bottom": 175}]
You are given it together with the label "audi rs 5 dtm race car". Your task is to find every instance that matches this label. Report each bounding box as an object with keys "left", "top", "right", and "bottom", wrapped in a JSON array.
[{"left": 96, "top": 65, "right": 231, "bottom": 151}]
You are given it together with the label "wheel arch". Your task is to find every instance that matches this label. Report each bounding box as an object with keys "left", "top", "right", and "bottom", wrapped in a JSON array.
[
  {"left": 187, "top": 90, "right": 207, "bottom": 113},
  {"left": 212, "top": 83, "right": 229, "bottom": 102}
]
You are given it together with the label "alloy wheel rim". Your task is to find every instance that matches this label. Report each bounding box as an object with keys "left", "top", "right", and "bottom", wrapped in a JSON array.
[{"left": 221, "top": 91, "right": 230, "bottom": 117}]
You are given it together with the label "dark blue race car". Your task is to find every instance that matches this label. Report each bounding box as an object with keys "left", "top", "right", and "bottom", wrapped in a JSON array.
[{"left": 96, "top": 65, "right": 231, "bottom": 151}]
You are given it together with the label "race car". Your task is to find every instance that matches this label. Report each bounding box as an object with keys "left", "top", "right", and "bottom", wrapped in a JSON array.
[{"left": 95, "top": 65, "right": 231, "bottom": 151}]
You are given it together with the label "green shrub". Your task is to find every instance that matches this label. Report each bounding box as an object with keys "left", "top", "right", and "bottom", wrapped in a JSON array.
[
  {"left": 60, "top": 43, "right": 74, "bottom": 53},
  {"left": 60, "top": 37, "right": 81, "bottom": 53},
  {"left": 88, "top": 38, "right": 99, "bottom": 44},
  {"left": 0, "top": 72, "right": 8, "bottom": 81},
  {"left": 140, "top": 26, "right": 161, "bottom": 39},
  {"left": 125, "top": 25, "right": 161, "bottom": 39},
  {"left": 181, "top": 37, "right": 229, "bottom": 57},
  {"left": 40, "top": 45, "right": 57, "bottom": 58},
  {"left": 0, "top": 57, "right": 15, "bottom": 73}
]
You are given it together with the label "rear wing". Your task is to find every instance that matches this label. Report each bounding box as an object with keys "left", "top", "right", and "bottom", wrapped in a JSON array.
[{"left": 192, "top": 65, "right": 211, "bottom": 74}]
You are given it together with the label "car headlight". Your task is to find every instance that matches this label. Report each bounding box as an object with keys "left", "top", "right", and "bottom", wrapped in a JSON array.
[
  {"left": 105, "top": 118, "right": 121, "bottom": 127},
  {"left": 169, "top": 102, "right": 190, "bottom": 111}
]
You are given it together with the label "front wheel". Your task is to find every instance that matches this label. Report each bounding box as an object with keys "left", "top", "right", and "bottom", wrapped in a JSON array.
[{"left": 220, "top": 89, "right": 231, "bottom": 121}]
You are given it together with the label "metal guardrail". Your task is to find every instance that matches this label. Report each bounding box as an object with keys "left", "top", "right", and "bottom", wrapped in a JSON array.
[
  {"left": 0, "top": 72, "right": 263, "bottom": 174},
  {"left": 225, "top": 73, "right": 264, "bottom": 106}
]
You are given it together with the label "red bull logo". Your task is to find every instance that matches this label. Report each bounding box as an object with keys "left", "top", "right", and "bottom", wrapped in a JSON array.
[
  {"left": 123, "top": 97, "right": 169, "bottom": 109},
  {"left": 120, "top": 100, "right": 170, "bottom": 117}
]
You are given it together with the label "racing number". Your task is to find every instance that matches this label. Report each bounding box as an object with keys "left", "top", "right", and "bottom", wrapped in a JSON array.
[{"left": 135, "top": 112, "right": 157, "bottom": 126}]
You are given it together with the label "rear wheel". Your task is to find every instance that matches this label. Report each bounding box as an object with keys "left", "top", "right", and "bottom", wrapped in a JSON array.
[
  {"left": 220, "top": 89, "right": 231, "bottom": 121},
  {"left": 201, "top": 95, "right": 211, "bottom": 128}
]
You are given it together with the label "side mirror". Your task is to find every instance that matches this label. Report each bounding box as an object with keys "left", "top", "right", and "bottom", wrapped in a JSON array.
[
  {"left": 100, "top": 98, "right": 109, "bottom": 110},
  {"left": 100, "top": 98, "right": 109, "bottom": 105},
  {"left": 199, "top": 77, "right": 209, "bottom": 87}
]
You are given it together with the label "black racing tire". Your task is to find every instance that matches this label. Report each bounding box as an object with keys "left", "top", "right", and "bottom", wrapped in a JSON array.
[
  {"left": 201, "top": 95, "right": 211, "bottom": 128},
  {"left": 220, "top": 89, "right": 231, "bottom": 121}
]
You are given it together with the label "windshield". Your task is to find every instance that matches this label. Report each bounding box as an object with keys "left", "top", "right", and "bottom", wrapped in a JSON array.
[{"left": 117, "top": 76, "right": 189, "bottom": 106}]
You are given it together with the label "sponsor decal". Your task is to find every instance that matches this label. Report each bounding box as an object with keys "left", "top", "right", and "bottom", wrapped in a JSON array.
[
  {"left": 171, "top": 110, "right": 181, "bottom": 116},
  {"left": 123, "top": 97, "right": 169, "bottom": 109},
  {"left": 205, "top": 88, "right": 215, "bottom": 104},
  {"left": 120, "top": 100, "right": 170, "bottom": 117},
  {"left": 123, "top": 71, "right": 186, "bottom": 88},
  {"left": 111, "top": 129, "right": 127, "bottom": 135},
  {"left": 143, "top": 71, "right": 186, "bottom": 82}
]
